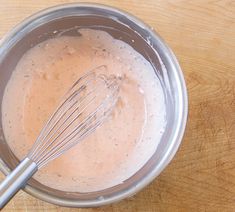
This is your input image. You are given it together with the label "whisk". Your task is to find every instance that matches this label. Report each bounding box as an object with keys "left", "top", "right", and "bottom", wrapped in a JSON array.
[{"left": 0, "top": 65, "right": 120, "bottom": 208}]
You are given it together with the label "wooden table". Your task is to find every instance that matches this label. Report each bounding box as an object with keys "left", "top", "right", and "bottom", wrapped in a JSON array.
[{"left": 0, "top": 0, "right": 234, "bottom": 211}]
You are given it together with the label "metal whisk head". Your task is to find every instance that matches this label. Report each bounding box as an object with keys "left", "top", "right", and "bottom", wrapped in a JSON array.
[
  {"left": 0, "top": 65, "right": 121, "bottom": 208},
  {"left": 28, "top": 65, "right": 120, "bottom": 167}
]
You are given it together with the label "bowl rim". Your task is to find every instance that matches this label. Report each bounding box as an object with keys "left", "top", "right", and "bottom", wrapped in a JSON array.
[{"left": 0, "top": 2, "right": 188, "bottom": 207}]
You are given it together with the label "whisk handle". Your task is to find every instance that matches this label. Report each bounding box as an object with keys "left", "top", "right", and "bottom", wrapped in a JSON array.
[{"left": 0, "top": 157, "right": 38, "bottom": 209}]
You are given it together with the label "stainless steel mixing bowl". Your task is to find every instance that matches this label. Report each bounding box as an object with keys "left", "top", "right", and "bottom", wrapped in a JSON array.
[{"left": 0, "top": 3, "right": 188, "bottom": 207}]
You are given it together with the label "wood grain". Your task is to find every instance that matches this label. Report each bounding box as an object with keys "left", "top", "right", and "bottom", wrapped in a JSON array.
[{"left": 0, "top": 0, "right": 235, "bottom": 211}]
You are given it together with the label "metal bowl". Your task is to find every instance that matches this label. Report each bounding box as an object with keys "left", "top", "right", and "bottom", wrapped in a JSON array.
[{"left": 0, "top": 3, "right": 188, "bottom": 207}]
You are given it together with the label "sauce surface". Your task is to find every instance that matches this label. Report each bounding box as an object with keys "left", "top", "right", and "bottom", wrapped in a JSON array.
[{"left": 2, "top": 29, "right": 166, "bottom": 192}]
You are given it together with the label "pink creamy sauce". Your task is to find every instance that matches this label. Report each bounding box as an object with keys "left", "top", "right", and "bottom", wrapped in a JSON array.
[{"left": 2, "top": 29, "right": 166, "bottom": 192}]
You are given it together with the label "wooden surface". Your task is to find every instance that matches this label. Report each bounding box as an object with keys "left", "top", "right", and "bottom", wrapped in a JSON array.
[{"left": 0, "top": 0, "right": 235, "bottom": 211}]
